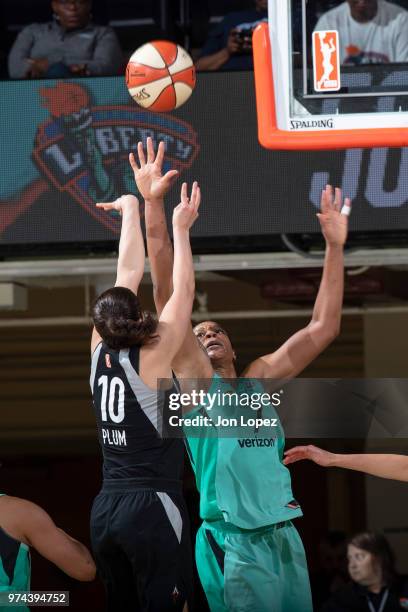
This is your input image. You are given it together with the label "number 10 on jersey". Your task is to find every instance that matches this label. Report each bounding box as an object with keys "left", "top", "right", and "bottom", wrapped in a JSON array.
[{"left": 98, "top": 376, "right": 125, "bottom": 423}]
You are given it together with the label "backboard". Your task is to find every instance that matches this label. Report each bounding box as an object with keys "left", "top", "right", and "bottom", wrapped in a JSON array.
[{"left": 253, "top": 0, "right": 408, "bottom": 150}]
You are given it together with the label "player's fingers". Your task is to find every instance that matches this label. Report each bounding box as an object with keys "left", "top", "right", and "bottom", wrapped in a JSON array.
[
  {"left": 320, "top": 189, "right": 330, "bottom": 214},
  {"left": 283, "top": 450, "right": 306, "bottom": 464},
  {"left": 189, "top": 181, "right": 198, "bottom": 206},
  {"left": 195, "top": 186, "right": 201, "bottom": 211},
  {"left": 192, "top": 184, "right": 201, "bottom": 213},
  {"left": 96, "top": 203, "right": 117, "bottom": 211},
  {"left": 284, "top": 446, "right": 306, "bottom": 457},
  {"left": 146, "top": 136, "right": 155, "bottom": 163},
  {"left": 326, "top": 183, "right": 333, "bottom": 202},
  {"left": 333, "top": 187, "right": 342, "bottom": 212},
  {"left": 156, "top": 140, "right": 165, "bottom": 166},
  {"left": 341, "top": 197, "right": 352, "bottom": 216},
  {"left": 163, "top": 169, "right": 179, "bottom": 184},
  {"left": 180, "top": 182, "right": 188, "bottom": 204},
  {"left": 137, "top": 141, "right": 146, "bottom": 166},
  {"left": 129, "top": 152, "right": 139, "bottom": 172}
]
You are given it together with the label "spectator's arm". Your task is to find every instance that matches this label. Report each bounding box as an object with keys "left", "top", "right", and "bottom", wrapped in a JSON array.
[
  {"left": 80, "top": 27, "right": 123, "bottom": 76},
  {"left": 196, "top": 48, "right": 231, "bottom": 71},
  {"left": 196, "top": 19, "right": 240, "bottom": 71},
  {"left": 8, "top": 26, "right": 36, "bottom": 79}
]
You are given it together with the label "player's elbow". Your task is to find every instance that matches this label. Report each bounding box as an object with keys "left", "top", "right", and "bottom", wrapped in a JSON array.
[
  {"left": 75, "top": 559, "right": 97, "bottom": 582},
  {"left": 309, "top": 320, "right": 340, "bottom": 349}
]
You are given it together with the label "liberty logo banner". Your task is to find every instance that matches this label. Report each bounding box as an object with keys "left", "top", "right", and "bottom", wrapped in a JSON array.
[
  {"left": 313, "top": 31, "right": 341, "bottom": 92},
  {"left": 1, "top": 81, "right": 199, "bottom": 236}
]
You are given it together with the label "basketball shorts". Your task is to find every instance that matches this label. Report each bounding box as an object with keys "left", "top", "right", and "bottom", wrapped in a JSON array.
[
  {"left": 90, "top": 477, "right": 193, "bottom": 612},
  {"left": 195, "top": 519, "right": 312, "bottom": 612}
]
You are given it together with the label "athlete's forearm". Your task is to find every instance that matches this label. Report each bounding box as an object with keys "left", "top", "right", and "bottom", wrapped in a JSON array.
[
  {"left": 332, "top": 453, "right": 408, "bottom": 482},
  {"left": 116, "top": 205, "right": 145, "bottom": 292},
  {"left": 310, "top": 244, "right": 344, "bottom": 338},
  {"left": 172, "top": 226, "right": 194, "bottom": 299},
  {"left": 145, "top": 199, "right": 174, "bottom": 315},
  {"left": 56, "top": 529, "right": 96, "bottom": 581}
]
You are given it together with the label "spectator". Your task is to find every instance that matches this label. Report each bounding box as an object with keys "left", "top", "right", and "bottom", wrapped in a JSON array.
[
  {"left": 8, "top": 0, "right": 123, "bottom": 79},
  {"left": 322, "top": 532, "right": 408, "bottom": 612},
  {"left": 195, "top": 0, "right": 267, "bottom": 71},
  {"left": 314, "top": 0, "right": 408, "bottom": 65}
]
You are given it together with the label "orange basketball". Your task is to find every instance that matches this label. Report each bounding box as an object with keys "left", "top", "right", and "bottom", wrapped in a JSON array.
[{"left": 125, "top": 40, "right": 196, "bottom": 112}]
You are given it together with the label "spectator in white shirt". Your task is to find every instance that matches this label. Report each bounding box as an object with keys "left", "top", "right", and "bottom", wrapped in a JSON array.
[{"left": 314, "top": 0, "right": 408, "bottom": 64}]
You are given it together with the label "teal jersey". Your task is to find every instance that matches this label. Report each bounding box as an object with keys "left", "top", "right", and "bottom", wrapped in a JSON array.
[
  {"left": 183, "top": 376, "right": 303, "bottom": 529},
  {"left": 0, "top": 495, "right": 31, "bottom": 611}
]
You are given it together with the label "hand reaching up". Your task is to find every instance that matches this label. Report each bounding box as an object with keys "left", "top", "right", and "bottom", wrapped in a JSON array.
[
  {"left": 317, "top": 185, "right": 351, "bottom": 247},
  {"left": 129, "top": 136, "right": 179, "bottom": 202},
  {"left": 172, "top": 182, "right": 201, "bottom": 231}
]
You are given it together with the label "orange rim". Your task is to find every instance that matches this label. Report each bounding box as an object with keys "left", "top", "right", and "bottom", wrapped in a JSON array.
[{"left": 252, "top": 22, "right": 408, "bottom": 150}]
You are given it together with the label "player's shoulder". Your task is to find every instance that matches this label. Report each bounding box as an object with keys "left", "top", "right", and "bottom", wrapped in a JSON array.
[{"left": 0, "top": 496, "right": 47, "bottom": 526}]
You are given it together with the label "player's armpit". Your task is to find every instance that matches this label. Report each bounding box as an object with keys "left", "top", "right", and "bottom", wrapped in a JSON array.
[{"left": 172, "top": 325, "right": 213, "bottom": 379}]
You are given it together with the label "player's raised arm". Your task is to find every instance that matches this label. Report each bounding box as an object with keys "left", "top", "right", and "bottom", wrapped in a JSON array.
[
  {"left": 130, "top": 138, "right": 213, "bottom": 379},
  {"left": 283, "top": 445, "right": 408, "bottom": 483},
  {"left": 244, "top": 185, "right": 351, "bottom": 379},
  {"left": 91, "top": 195, "right": 144, "bottom": 353},
  {"left": 129, "top": 137, "right": 178, "bottom": 316},
  {"left": 153, "top": 182, "right": 201, "bottom": 361}
]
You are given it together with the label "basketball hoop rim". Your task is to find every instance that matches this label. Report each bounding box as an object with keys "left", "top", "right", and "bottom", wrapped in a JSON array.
[{"left": 252, "top": 22, "right": 408, "bottom": 151}]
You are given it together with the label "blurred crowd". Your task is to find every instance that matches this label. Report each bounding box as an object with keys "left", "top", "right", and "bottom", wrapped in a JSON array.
[{"left": 0, "top": 0, "right": 407, "bottom": 80}]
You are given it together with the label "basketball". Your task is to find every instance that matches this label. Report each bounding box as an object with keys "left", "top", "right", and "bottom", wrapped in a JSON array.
[{"left": 126, "top": 40, "right": 196, "bottom": 112}]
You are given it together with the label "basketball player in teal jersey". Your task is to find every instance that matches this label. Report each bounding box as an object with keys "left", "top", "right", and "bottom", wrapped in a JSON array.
[
  {"left": 130, "top": 138, "right": 351, "bottom": 612},
  {"left": 0, "top": 494, "right": 95, "bottom": 610}
]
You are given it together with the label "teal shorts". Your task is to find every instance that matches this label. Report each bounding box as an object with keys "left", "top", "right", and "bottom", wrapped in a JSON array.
[{"left": 195, "top": 520, "right": 313, "bottom": 612}]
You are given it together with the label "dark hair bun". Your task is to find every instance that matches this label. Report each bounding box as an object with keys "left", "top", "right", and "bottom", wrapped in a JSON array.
[{"left": 92, "top": 287, "right": 158, "bottom": 350}]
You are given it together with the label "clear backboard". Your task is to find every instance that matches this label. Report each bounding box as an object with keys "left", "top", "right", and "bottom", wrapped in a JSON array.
[{"left": 253, "top": 0, "right": 408, "bottom": 149}]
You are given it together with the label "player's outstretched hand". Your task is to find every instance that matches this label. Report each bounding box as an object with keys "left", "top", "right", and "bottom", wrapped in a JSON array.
[
  {"left": 317, "top": 185, "right": 351, "bottom": 247},
  {"left": 283, "top": 445, "right": 336, "bottom": 467},
  {"left": 129, "top": 136, "right": 179, "bottom": 202},
  {"left": 173, "top": 181, "right": 201, "bottom": 231},
  {"left": 96, "top": 194, "right": 139, "bottom": 215}
]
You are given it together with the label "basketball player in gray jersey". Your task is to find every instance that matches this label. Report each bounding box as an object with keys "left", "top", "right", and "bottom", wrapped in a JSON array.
[{"left": 89, "top": 182, "right": 200, "bottom": 611}]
